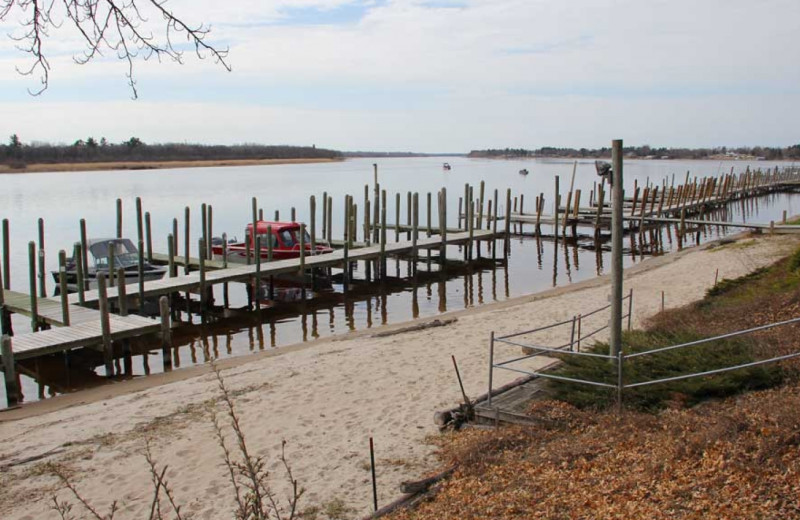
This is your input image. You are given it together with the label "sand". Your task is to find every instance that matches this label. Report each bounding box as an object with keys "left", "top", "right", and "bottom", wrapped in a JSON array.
[{"left": 1, "top": 234, "right": 797, "bottom": 519}]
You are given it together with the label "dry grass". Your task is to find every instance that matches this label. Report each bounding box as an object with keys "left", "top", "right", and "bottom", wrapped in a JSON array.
[{"left": 391, "top": 248, "right": 800, "bottom": 520}]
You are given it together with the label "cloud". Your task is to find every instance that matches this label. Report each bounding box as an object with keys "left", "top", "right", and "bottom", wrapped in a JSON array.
[{"left": 1, "top": 0, "right": 799, "bottom": 151}]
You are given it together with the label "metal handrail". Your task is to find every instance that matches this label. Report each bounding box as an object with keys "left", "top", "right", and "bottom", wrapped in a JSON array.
[
  {"left": 496, "top": 316, "right": 576, "bottom": 340},
  {"left": 496, "top": 365, "right": 618, "bottom": 389},
  {"left": 624, "top": 316, "right": 800, "bottom": 359},
  {"left": 625, "top": 351, "right": 800, "bottom": 389},
  {"left": 494, "top": 338, "right": 614, "bottom": 360}
]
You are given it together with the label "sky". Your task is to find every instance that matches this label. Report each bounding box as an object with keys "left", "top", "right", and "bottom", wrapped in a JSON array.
[{"left": 0, "top": 0, "right": 798, "bottom": 152}]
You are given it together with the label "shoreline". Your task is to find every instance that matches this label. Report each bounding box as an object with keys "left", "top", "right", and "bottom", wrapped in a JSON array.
[
  {"left": 1, "top": 233, "right": 798, "bottom": 519},
  {"left": 0, "top": 157, "right": 343, "bottom": 174}
]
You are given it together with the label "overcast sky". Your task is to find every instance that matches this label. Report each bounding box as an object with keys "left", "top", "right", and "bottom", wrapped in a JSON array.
[{"left": 0, "top": 0, "right": 798, "bottom": 152}]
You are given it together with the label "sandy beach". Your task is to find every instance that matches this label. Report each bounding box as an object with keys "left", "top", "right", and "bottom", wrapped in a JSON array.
[
  {"left": 0, "top": 157, "right": 342, "bottom": 175},
  {"left": 1, "top": 233, "right": 797, "bottom": 519}
]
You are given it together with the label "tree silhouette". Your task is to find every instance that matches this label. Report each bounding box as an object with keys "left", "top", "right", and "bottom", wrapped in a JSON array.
[{"left": 0, "top": 0, "right": 231, "bottom": 98}]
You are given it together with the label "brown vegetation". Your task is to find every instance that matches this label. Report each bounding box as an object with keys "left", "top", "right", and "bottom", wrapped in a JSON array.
[{"left": 390, "top": 247, "right": 800, "bottom": 519}]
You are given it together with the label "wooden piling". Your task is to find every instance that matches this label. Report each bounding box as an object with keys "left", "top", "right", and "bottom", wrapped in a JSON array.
[
  {"left": 322, "top": 191, "right": 328, "bottom": 240},
  {"left": 116, "top": 198, "right": 123, "bottom": 238},
  {"left": 143, "top": 211, "right": 152, "bottom": 262},
  {"left": 478, "top": 181, "right": 485, "bottom": 228},
  {"left": 2, "top": 335, "right": 20, "bottom": 407},
  {"left": 117, "top": 268, "right": 128, "bottom": 316},
  {"left": 380, "top": 190, "right": 387, "bottom": 278},
  {"left": 2, "top": 219, "right": 9, "bottom": 290},
  {"left": 395, "top": 193, "right": 401, "bottom": 242},
  {"left": 327, "top": 196, "right": 333, "bottom": 244},
  {"left": 167, "top": 233, "right": 176, "bottom": 277},
  {"left": 74, "top": 243, "right": 85, "bottom": 305},
  {"left": 27, "top": 241, "right": 38, "bottom": 331},
  {"left": 184, "top": 207, "right": 191, "bottom": 275},
  {"left": 199, "top": 238, "right": 207, "bottom": 321},
  {"left": 37, "top": 218, "right": 46, "bottom": 298},
  {"left": 97, "top": 273, "right": 113, "bottom": 376},
  {"left": 310, "top": 196, "right": 317, "bottom": 251},
  {"left": 58, "top": 250, "right": 69, "bottom": 326},
  {"left": 554, "top": 176, "right": 560, "bottom": 240},
  {"left": 160, "top": 296, "right": 172, "bottom": 370}
]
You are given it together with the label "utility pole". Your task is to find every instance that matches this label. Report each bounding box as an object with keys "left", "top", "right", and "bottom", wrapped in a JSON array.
[{"left": 610, "top": 139, "right": 624, "bottom": 357}]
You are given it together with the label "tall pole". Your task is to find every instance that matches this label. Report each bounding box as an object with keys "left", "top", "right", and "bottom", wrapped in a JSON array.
[{"left": 610, "top": 139, "right": 624, "bottom": 358}]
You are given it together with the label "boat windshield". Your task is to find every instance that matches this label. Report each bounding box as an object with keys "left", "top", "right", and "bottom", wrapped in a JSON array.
[
  {"left": 280, "top": 229, "right": 296, "bottom": 248},
  {"left": 90, "top": 239, "right": 139, "bottom": 269},
  {"left": 256, "top": 233, "right": 279, "bottom": 249}
]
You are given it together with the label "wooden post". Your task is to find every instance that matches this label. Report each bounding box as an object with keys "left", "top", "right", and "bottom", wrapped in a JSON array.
[
  {"left": 327, "top": 196, "right": 333, "bottom": 244},
  {"left": 504, "top": 189, "right": 511, "bottom": 239},
  {"left": 116, "top": 198, "right": 123, "bottom": 238},
  {"left": 2, "top": 219, "right": 9, "bottom": 290},
  {"left": 477, "top": 181, "right": 485, "bottom": 229},
  {"left": 184, "top": 206, "right": 191, "bottom": 275},
  {"left": 58, "top": 250, "right": 69, "bottom": 326},
  {"left": 167, "top": 234, "right": 176, "bottom": 277},
  {"left": 322, "top": 191, "right": 328, "bottom": 241},
  {"left": 267, "top": 226, "right": 274, "bottom": 300},
  {"left": 381, "top": 190, "right": 387, "bottom": 278},
  {"left": 74, "top": 243, "right": 85, "bottom": 305},
  {"left": 344, "top": 201, "right": 351, "bottom": 286},
  {"left": 253, "top": 235, "right": 262, "bottom": 309},
  {"left": 159, "top": 296, "right": 172, "bottom": 370},
  {"left": 291, "top": 207, "right": 296, "bottom": 222},
  {"left": 535, "top": 193, "right": 544, "bottom": 235},
  {"left": 97, "top": 273, "right": 113, "bottom": 376},
  {"left": 108, "top": 244, "right": 116, "bottom": 288},
  {"left": 199, "top": 238, "right": 207, "bottom": 321},
  {"left": 207, "top": 204, "right": 214, "bottom": 259},
  {"left": 37, "top": 218, "right": 46, "bottom": 298},
  {"left": 310, "top": 196, "right": 317, "bottom": 251},
  {"left": 2, "top": 335, "right": 20, "bottom": 407},
  {"left": 145, "top": 211, "right": 153, "bottom": 262},
  {"left": 28, "top": 241, "right": 38, "bottom": 331},
  {"left": 117, "top": 268, "right": 128, "bottom": 316},
  {"left": 299, "top": 224, "right": 306, "bottom": 276},
  {"left": 395, "top": 193, "right": 401, "bottom": 242},
  {"left": 412, "top": 192, "right": 419, "bottom": 271},
  {"left": 554, "top": 176, "right": 560, "bottom": 240},
  {"left": 407, "top": 192, "right": 412, "bottom": 240},
  {"left": 172, "top": 218, "right": 179, "bottom": 261}
]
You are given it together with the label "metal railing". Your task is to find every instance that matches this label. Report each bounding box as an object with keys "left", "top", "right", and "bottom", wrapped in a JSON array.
[
  {"left": 488, "top": 306, "right": 800, "bottom": 410},
  {"left": 487, "top": 290, "right": 633, "bottom": 405}
]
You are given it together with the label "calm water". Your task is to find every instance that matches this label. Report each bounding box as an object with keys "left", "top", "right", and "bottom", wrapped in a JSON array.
[{"left": 1, "top": 157, "right": 798, "bottom": 404}]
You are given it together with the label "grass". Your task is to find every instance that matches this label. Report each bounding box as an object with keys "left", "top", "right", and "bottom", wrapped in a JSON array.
[{"left": 548, "top": 246, "right": 800, "bottom": 411}]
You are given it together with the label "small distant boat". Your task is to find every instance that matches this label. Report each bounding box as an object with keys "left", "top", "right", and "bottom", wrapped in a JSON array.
[
  {"left": 52, "top": 238, "right": 167, "bottom": 291},
  {"left": 519, "top": 168, "right": 529, "bottom": 175},
  {"left": 443, "top": 162, "right": 451, "bottom": 171}
]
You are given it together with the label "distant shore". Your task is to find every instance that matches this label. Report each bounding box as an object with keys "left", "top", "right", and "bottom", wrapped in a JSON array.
[{"left": 0, "top": 157, "right": 343, "bottom": 174}]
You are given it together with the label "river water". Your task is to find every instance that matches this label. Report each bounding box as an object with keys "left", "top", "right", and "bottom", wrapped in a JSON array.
[{"left": 1, "top": 157, "right": 798, "bottom": 404}]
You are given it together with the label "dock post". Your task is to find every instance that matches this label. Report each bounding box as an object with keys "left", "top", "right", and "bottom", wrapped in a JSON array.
[
  {"left": 207, "top": 205, "right": 214, "bottom": 259},
  {"left": 299, "top": 224, "right": 307, "bottom": 298},
  {"left": 395, "top": 193, "right": 401, "bottom": 242},
  {"left": 37, "top": 218, "right": 46, "bottom": 298},
  {"left": 492, "top": 189, "right": 499, "bottom": 259},
  {"left": 310, "top": 196, "right": 317, "bottom": 251},
  {"left": 145, "top": 211, "right": 153, "bottom": 263},
  {"left": 167, "top": 234, "right": 176, "bottom": 278},
  {"left": 267, "top": 225, "right": 274, "bottom": 300},
  {"left": 2, "top": 219, "right": 9, "bottom": 291},
  {"left": 199, "top": 238, "right": 207, "bottom": 322},
  {"left": 97, "top": 273, "right": 113, "bottom": 377},
  {"left": 468, "top": 200, "right": 475, "bottom": 261},
  {"left": 58, "top": 250, "right": 70, "bottom": 325},
  {"left": 201, "top": 203, "right": 208, "bottom": 262},
  {"left": 80, "top": 218, "right": 89, "bottom": 280},
  {"left": 412, "top": 192, "right": 419, "bottom": 276},
  {"left": 343, "top": 202, "right": 351, "bottom": 289},
  {"left": 117, "top": 268, "right": 128, "bottom": 317},
  {"left": 406, "top": 192, "right": 412, "bottom": 240},
  {"left": 373, "top": 164, "right": 381, "bottom": 243},
  {"left": 327, "top": 196, "right": 333, "bottom": 244},
  {"left": 184, "top": 207, "right": 191, "bottom": 275},
  {"left": 251, "top": 197, "right": 258, "bottom": 263},
  {"left": 27, "top": 241, "right": 38, "bottom": 331},
  {"left": 222, "top": 232, "right": 229, "bottom": 308},
  {"left": 108, "top": 245, "right": 116, "bottom": 288},
  {"left": 2, "top": 335, "right": 20, "bottom": 407},
  {"left": 380, "top": 190, "right": 387, "bottom": 280},
  {"left": 137, "top": 235, "right": 145, "bottom": 313},
  {"left": 159, "top": 296, "right": 172, "bottom": 371},
  {"left": 254, "top": 236, "right": 262, "bottom": 310},
  {"left": 136, "top": 197, "right": 144, "bottom": 245},
  {"left": 291, "top": 207, "right": 296, "bottom": 222},
  {"left": 554, "top": 176, "right": 560, "bottom": 241},
  {"left": 322, "top": 191, "right": 328, "bottom": 241},
  {"left": 504, "top": 189, "right": 511, "bottom": 254},
  {"left": 73, "top": 243, "right": 85, "bottom": 305},
  {"left": 478, "top": 181, "right": 485, "bottom": 229},
  {"left": 116, "top": 198, "right": 123, "bottom": 238},
  {"left": 172, "top": 218, "right": 179, "bottom": 261}
]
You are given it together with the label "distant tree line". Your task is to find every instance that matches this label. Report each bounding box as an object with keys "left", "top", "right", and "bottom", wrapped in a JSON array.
[
  {"left": 469, "top": 145, "right": 800, "bottom": 161},
  {"left": 1, "top": 134, "right": 342, "bottom": 168}
]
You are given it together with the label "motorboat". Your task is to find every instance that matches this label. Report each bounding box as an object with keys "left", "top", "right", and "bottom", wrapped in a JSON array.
[
  {"left": 51, "top": 238, "right": 167, "bottom": 291},
  {"left": 519, "top": 168, "right": 529, "bottom": 175},
  {"left": 443, "top": 163, "right": 452, "bottom": 171},
  {"left": 211, "top": 220, "right": 333, "bottom": 263}
]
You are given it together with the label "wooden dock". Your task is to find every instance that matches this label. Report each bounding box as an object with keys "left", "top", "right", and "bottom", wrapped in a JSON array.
[{"left": 70, "top": 229, "right": 496, "bottom": 306}]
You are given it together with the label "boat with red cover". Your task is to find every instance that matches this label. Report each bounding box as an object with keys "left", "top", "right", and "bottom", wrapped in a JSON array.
[{"left": 211, "top": 220, "right": 333, "bottom": 264}]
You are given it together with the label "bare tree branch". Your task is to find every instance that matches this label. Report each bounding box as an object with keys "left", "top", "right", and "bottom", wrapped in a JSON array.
[{"left": 1, "top": 0, "right": 231, "bottom": 98}]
